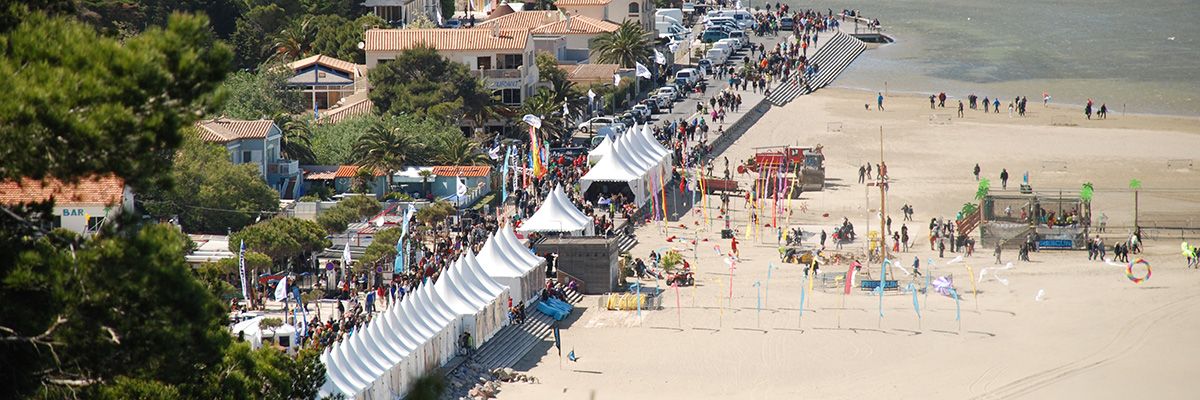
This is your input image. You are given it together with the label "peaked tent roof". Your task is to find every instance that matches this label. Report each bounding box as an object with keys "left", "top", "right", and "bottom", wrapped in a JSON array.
[
  {"left": 475, "top": 234, "right": 527, "bottom": 278},
  {"left": 587, "top": 133, "right": 615, "bottom": 164},
  {"left": 516, "top": 185, "right": 592, "bottom": 233},
  {"left": 499, "top": 225, "right": 544, "bottom": 271},
  {"left": 462, "top": 249, "right": 510, "bottom": 297}
]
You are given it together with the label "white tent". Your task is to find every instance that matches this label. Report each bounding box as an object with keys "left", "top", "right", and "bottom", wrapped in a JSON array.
[
  {"left": 408, "top": 284, "right": 456, "bottom": 367},
  {"left": 580, "top": 124, "right": 673, "bottom": 206},
  {"left": 433, "top": 258, "right": 493, "bottom": 351},
  {"left": 461, "top": 250, "right": 511, "bottom": 341},
  {"left": 587, "top": 133, "right": 615, "bottom": 166},
  {"left": 476, "top": 232, "right": 544, "bottom": 303},
  {"left": 517, "top": 185, "right": 594, "bottom": 235},
  {"left": 499, "top": 224, "right": 546, "bottom": 270}
]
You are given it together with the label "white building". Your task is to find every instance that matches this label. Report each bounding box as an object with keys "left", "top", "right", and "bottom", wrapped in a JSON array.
[
  {"left": 472, "top": 10, "right": 619, "bottom": 63},
  {"left": 0, "top": 175, "right": 133, "bottom": 235},
  {"left": 553, "top": 0, "right": 655, "bottom": 30}
]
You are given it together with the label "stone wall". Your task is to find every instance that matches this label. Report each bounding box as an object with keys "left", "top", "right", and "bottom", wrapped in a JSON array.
[{"left": 534, "top": 236, "right": 619, "bottom": 294}]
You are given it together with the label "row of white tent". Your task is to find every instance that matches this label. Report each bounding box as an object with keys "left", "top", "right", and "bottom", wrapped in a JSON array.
[
  {"left": 515, "top": 184, "right": 595, "bottom": 235},
  {"left": 319, "top": 226, "right": 546, "bottom": 399},
  {"left": 580, "top": 124, "right": 673, "bottom": 207}
]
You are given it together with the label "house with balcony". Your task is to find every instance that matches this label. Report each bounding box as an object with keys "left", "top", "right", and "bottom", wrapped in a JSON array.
[
  {"left": 363, "top": 28, "right": 539, "bottom": 129},
  {"left": 196, "top": 118, "right": 303, "bottom": 199},
  {"left": 472, "top": 11, "right": 619, "bottom": 63},
  {"left": 287, "top": 54, "right": 367, "bottom": 115},
  {"left": 553, "top": 0, "right": 655, "bottom": 30}
]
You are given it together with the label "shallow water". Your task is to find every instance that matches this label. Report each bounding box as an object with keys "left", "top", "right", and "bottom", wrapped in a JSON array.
[{"left": 783, "top": 0, "right": 1200, "bottom": 116}]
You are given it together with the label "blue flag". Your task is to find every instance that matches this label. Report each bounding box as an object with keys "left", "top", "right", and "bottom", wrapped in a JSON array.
[
  {"left": 501, "top": 147, "right": 512, "bottom": 202},
  {"left": 553, "top": 324, "right": 562, "bottom": 356},
  {"left": 879, "top": 258, "right": 889, "bottom": 317},
  {"left": 908, "top": 283, "right": 920, "bottom": 319},
  {"left": 950, "top": 288, "right": 961, "bottom": 321}
]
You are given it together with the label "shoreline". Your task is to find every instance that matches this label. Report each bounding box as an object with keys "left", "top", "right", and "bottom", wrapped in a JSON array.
[{"left": 831, "top": 83, "right": 1200, "bottom": 120}]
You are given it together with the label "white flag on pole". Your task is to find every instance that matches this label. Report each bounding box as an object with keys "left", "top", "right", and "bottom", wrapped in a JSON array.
[
  {"left": 562, "top": 101, "right": 570, "bottom": 117},
  {"left": 636, "top": 62, "right": 651, "bottom": 79},
  {"left": 613, "top": 73, "right": 621, "bottom": 86},
  {"left": 456, "top": 175, "right": 468, "bottom": 197},
  {"left": 342, "top": 243, "right": 351, "bottom": 273},
  {"left": 274, "top": 276, "right": 288, "bottom": 301},
  {"left": 654, "top": 49, "right": 666, "bottom": 65}
]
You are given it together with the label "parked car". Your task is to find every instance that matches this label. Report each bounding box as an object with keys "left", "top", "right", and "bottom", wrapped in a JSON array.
[
  {"left": 653, "top": 94, "right": 672, "bottom": 109},
  {"left": 657, "top": 85, "right": 680, "bottom": 101},
  {"left": 714, "top": 40, "right": 737, "bottom": 55},
  {"left": 727, "top": 30, "right": 749, "bottom": 47},
  {"left": 674, "top": 69, "right": 700, "bottom": 87},
  {"left": 700, "top": 29, "right": 729, "bottom": 43},
  {"left": 779, "top": 16, "right": 795, "bottom": 30},
  {"left": 705, "top": 48, "right": 728, "bottom": 65},
  {"left": 577, "top": 116, "right": 617, "bottom": 133},
  {"left": 631, "top": 104, "right": 652, "bottom": 119}
]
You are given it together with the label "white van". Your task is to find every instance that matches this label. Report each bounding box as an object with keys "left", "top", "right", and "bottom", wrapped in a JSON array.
[
  {"left": 656, "top": 9, "right": 684, "bottom": 26},
  {"left": 727, "top": 30, "right": 748, "bottom": 47},
  {"left": 731, "top": 10, "right": 756, "bottom": 29},
  {"left": 715, "top": 39, "right": 739, "bottom": 54},
  {"left": 705, "top": 48, "right": 728, "bottom": 65}
]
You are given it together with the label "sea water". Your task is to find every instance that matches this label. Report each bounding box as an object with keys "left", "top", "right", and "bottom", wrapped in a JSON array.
[{"left": 785, "top": 0, "right": 1200, "bottom": 116}]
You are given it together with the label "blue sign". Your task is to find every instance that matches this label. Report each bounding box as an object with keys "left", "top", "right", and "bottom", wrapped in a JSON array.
[{"left": 1038, "top": 239, "right": 1073, "bottom": 249}]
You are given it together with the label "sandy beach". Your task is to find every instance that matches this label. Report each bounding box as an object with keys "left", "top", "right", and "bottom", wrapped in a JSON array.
[{"left": 496, "top": 87, "right": 1200, "bottom": 399}]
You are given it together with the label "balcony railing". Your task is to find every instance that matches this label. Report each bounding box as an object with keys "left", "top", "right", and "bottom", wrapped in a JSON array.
[
  {"left": 268, "top": 160, "right": 300, "bottom": 176},
  {"left": 471, "top": 67, "right": 523, "bottom": 79}
]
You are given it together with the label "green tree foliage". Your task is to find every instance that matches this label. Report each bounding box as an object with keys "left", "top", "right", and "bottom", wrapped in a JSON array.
[
  {"left": 268, "top": 15, "right": 317, "bottom": 62},
  {"left": 431, "top": 133, "right": 491, "bottom": 166},
  {"left": 361, "top": 228, "right": 402, "bottom": 267},
  {"left": 142, "top": 136, "right": 280, "bottom": 234},
  {"left": 274, "top": 114, "right": 320, "bottom": 164},
  {"left": 368, "top": 44, "right": 495, "bottom": 122},
  {"left": 976, "top": 178, "right": 991, "bottom": 201},
  {"left": 311, "top": 14, "right": 386, "bottom": 64},
  {"left": 229, "top": 217, "right": 330, "bottom": 268},
  {"left": 230, "top": 3, "right": 294, "bottom": 69},
  {"left": 416, "top": 200, "right": 456, "bottom": 225},
  {"left": 590, "top": 20, "right": 652, "bottom": 68},
  {"left": 216, "top": 67, "right": 306, "bottom": 120},
  {"left": 0, "top": 11, "right": 231, "bottom": 190},
  {"left": 316, "top": 195, "right": 382, "bottom": 234},
  {"left": 0, "top": 10, "right": 330, "bottom": 399},
  {"left": 311, "top": 114, "right": 381, "bottom": 165},
  {"left": 353, "top": 117, "right": 427, "bottom": 190},
  {"left": 1080, "top": 182, "right": 1095, "bottom": 203},
  {"left": 407, "top": 372, "right": 447, "bottom": 400}
]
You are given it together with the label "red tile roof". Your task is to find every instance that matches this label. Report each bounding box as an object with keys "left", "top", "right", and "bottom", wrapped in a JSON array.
[
  {"left": 364, "top": 28, "right": 531, "bottom": 52},
  {"left": 554, "top": 0, "right": 613, "bottom": 5},
  {"left": 532, "top": 15, "right": 619, "bottom": 34},
  {"left": 288, "top": 54, "right": 364, "bottom": 77},
  {"left": 195, "top": 119, "right": 278, "bottom": 143},
  {"left": 431, "top": 165, "right": 492, "bottom": 177},
  {"left": 317, "top": 98, "right": 374, "bottom": 125},
  {"left": 334, "top": 165, "right": 387, "bottom": 178},
  {"left": 0, "top": 175, "right": 126, "bottom": 206},
  {"left": 473, "top": 11, "right": 619, "bottom": 35},
  {"left": 559, "top": 63, "right": 621, "bottom": 83},
  {"left": 305, "top": 170, "right": 338, "bottom": 180}
]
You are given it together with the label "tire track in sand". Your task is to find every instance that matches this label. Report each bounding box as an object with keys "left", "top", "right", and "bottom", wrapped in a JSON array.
[{"left": 971, "top": 293, "right": 1199, "bottom": 399}]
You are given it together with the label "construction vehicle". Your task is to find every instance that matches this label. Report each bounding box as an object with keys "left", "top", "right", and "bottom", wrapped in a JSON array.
[{"left": 739, "top": 145, "right": 826, "bottom": 194}]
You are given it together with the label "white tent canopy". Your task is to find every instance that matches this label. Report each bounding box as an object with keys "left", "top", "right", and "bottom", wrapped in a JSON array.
[
  {"left": 476, "top": 232, "right": 544, "bottom": 303},
  {"left": 517, "top": 185, "right": 594, "bottom": 235},
  {"left": 587, "top": 133, "right": 615, "bottom": 165},
  {"left": 580, "top": 124, "right": 672, "bottom": 206}
]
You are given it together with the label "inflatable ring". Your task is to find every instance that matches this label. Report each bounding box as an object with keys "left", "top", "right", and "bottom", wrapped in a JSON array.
[{"left": 1125, "top": 259, "right": 1151, "bottom": 284}]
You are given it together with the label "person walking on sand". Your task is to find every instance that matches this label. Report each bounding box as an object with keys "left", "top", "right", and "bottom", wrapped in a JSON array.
[
  {"left": 912, "top": 256, "right": 922, "bottom": 277},
  {"left": 983, "top": 96, "right": 990, "bottom": 113},
  {"left": 994, "top": 243, "right": 1003, "bottom": 264},
  {"left": 858, "top": 164, "right": 866, "bottom": 184},
  {"left": 929, "top": 94, "right": 936, "bottom": 109},
  {"left": 1085, "top": 102, "right": 1093, "bottom": 120},
  {"left": 1043, "top": 91, "right": 1050, "bottom": 106},
  {"left": 1000, "top": 168, "right": 1009, "bottom": 190},
  {"left": 1099, "top": 103, "right": 1108, "bottom": 119},
  {"left": 973, "top": 163, "right": 981, "bottom": 181},
  {"left": 993, "top": 98, "right": 1001, "bottom": 113},
  {"left": 958, "top": 100, "right": 964, "bottom": 118},
  {"left": 877, "top": 92, "right": 885, "bottom": 111}
]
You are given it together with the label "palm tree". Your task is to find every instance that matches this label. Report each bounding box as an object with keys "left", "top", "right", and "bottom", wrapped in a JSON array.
[
  {"left": 268, "top": 17, "right": 317, "bottom": 62},
  {"left": 590, "top": 20, "right": 653, "bottom": 68},
  {"left": 431, "top": 134, "right": 491, "bottom": 166},
  {"left": 274, "top": 114, "right": 318, "bottom": 165},
  {"left": 520, "top": 89, "right": 570, "bottom": 142},
  {"left": 459, "top": 79, "right": 511, "bottom": 133},
  {"left": 352, "top": 121, "right": 425, "bottom": 193}
]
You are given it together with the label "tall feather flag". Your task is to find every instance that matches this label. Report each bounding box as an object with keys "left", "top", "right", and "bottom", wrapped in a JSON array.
[
  {"left": 950, "top": 288, "right": 961, "bottom": 321},
  {"left": 659, "top": 169, "right": 668, "bottom": 221},
  {"left": 908, "top": 282, "right": 921, "bottom": 320},
  {"left": 523, "top": 114, "right": 546, "bottom": 178},
  {"left": 395, "top": 204, "right": 415, "bottom": 274},
  {"left": 238, "top": 240, "right": 249, "bottom": 301},
  {"left": 843, "top": 262, "right": 857, "bottom": 295},
  {"left": 501, "top": 146, "right": 511, "bottom": 202}
]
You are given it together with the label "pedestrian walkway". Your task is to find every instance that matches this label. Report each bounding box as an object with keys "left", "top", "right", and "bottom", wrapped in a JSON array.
[{"left": 768, "top": 30, "right": 867, "bottom": 106}]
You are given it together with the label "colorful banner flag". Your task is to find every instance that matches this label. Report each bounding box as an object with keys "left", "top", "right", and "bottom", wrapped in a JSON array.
[
  {"left": 529, "top": 126, "right": 546, "bottom": 178},
  {"left": 879, "top": 258, "right": 889, "bottom": 317},
  {"left": 844, "top": 263, "right": 857, "bottom": 295}
]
